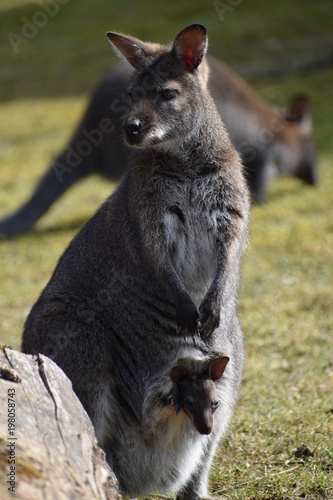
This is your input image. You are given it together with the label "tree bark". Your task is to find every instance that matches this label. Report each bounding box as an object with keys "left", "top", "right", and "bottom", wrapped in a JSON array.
[{"left": 0, "top": 348, "right": 121, "bottom": 500}]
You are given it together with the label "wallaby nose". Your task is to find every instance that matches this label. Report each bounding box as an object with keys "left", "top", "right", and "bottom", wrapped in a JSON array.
[{"left": 123, "top": 119, "right": 142, "bottom": 143}]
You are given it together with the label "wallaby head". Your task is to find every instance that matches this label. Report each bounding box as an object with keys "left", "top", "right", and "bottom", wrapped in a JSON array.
[
  {"left": 170, "top": 357, "right": 229, "bottom": 435},
  {"left": 284, "top": 94, "right": 318, "bottom": 185},
  {"left": 106, "top": 24, "right": 211, "bottom": 151}
]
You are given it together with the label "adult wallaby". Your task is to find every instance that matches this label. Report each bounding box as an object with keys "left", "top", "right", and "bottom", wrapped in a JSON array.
[
  {"left": 0, "top": 51, "right": 317, "bottom": 237},
  {"left": 168, "top": 356, "right": 229, "bottom": 435},
  {"left": 22, "top": 24, "right": 250, "bottom": 499}
]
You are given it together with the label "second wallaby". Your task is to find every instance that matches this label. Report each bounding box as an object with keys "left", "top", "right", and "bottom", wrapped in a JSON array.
[
  {"left": 22, "top": 25, "right": 250, "bottom": 499},
  {"left": 169, "top": 356, "right": 229, "bottom": 435}
]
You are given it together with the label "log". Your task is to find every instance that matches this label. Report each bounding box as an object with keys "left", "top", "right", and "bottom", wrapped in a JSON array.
[{"left": 0, "top": 348, "right": 121, "bottom": 500}]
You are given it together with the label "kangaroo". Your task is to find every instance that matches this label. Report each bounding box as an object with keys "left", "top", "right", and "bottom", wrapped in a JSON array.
[
  {"left": 22, "top": 24, "right": 250, "bottom": 499},
  {"left": 168, "top": 356, "right": 229, "bottom": 435},
  {"left": 0, "top": 54, "right": 317, "bottom": 237}
]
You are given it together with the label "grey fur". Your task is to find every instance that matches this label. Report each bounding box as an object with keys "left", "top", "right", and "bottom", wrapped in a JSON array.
[{"left": 22, "top": 25, "right": 250, "bottom": 499}]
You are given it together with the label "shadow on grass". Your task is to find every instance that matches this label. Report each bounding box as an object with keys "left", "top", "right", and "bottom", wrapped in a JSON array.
[{"left": 0, "top": 218, "right": 88, "bottom": 241}]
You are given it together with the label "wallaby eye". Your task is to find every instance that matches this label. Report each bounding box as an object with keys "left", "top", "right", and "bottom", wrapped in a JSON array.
[
  {"left": 128, "top": 92, "right": 133, "bottom": 102},
  {"left": 184, "top": 397, "right": 195, "bottom": 407},
  {"left": 160, "top": 89, "right": 178, "bottom": 101},
  {"left": 212, "top": 401, "right": 220, "bottom": 412}
]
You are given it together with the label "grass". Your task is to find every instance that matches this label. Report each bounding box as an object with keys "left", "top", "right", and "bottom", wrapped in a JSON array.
[{"left": 0, "top": 1, "right": 332, "bottom": 498}]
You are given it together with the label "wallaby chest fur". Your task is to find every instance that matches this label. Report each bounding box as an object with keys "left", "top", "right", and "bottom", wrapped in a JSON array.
[
  {"left": 131, "top": 142, "right": 243, "bottom": 308},
  {"left": 22, "top": 25, "right": 250, "bottom": 499}
]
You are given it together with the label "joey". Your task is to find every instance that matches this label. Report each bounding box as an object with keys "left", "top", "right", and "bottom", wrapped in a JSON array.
[{"left": 169, "top": 357, "right": 229, "bottom": 435}]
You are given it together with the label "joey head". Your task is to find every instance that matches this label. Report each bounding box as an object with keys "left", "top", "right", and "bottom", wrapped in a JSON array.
[{"left": 169, "top": 357, "right": 229, "bottom": 435}]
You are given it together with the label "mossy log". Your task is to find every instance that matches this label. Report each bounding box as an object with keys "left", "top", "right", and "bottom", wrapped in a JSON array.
[{"left": 0, "top": 348, "right": 121, "bottom": 500}]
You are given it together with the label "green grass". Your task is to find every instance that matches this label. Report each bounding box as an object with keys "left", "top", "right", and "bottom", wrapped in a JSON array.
[{"left": 0, "top": 1, "right": 332, "bottom": 498}]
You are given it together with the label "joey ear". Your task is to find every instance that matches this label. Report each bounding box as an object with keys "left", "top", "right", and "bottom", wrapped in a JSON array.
[
  {"left": 106, "top": 32, "right": 150, "bottom": 69},
  {"left": 285, "top": 94, "right": 313, "bottom": 134},
  {"left": 173, "top": 24, "right": 207, "bottom": 72},
  {"left": 170, "top": 365, "right": 191, "bottom": 383},
  {"left": 209, "top": 357, "right": 229, "bottom": 381}
]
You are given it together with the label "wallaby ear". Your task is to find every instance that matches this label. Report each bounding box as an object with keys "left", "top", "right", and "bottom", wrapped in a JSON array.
[
  {"left": 170, "top": 365, "right": 191, "bottom": 383},
  {"left": 285, "top": 94, "right": 313, "bottom": 134},
  {"left": 106, "top": 32, "right": 150, "bottom": 69},
  {"left": 208, "top": 357, "right": 229, "bottom": 381},
  {"left": 173, "top": 24, "right": 207, "bottom": 72}
]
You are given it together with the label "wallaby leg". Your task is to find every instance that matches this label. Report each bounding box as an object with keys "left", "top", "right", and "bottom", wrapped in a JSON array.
[
  {"left": 0, "top": 67, "right": 129, "bottom": 238},
  {"left": 0, "top": 153, "right": 92, "bottom": 237},
  {"left": 0, "top": 117, "right": 126, "bottom": 237}
]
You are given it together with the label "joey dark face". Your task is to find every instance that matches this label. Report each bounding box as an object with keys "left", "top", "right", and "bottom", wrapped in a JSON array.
[
  {"left": 170, "top": 357, "right": 229, "bottom": 435},
  {"left": 180, "top": 378, "right": 220, "bottom": 435}
]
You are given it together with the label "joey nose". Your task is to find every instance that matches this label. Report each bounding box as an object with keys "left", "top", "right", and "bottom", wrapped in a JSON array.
[
  {"left": 196, "top": 416, "right": 213, "bottom": 435},
  {"left": 123, "top": 119, "right": 142, "bottom": 143},
  {"left": 197, "top": 424, "right": 213, "bottom": 435}
]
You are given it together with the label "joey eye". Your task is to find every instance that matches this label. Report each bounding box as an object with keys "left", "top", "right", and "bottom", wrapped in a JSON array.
[
  {"left": 128, "top": 92, "right": 133, "bottom": 102},
  {"left": 184, "top": 397, "right": 195, "bottom": 407},
  {"left": 160, "top": 89, "right": 178, "bottom": 101},
  {"left": 211, "top": 401, "right": 220, "bottom": 412}
]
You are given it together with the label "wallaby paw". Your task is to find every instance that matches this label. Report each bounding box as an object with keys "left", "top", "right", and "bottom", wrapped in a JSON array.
[
  {"left": 176, "top": 300, "right": 199, "bottom": 338},
  {"left": 197, "top": 302, "right": 220, "bottom": 339}
]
